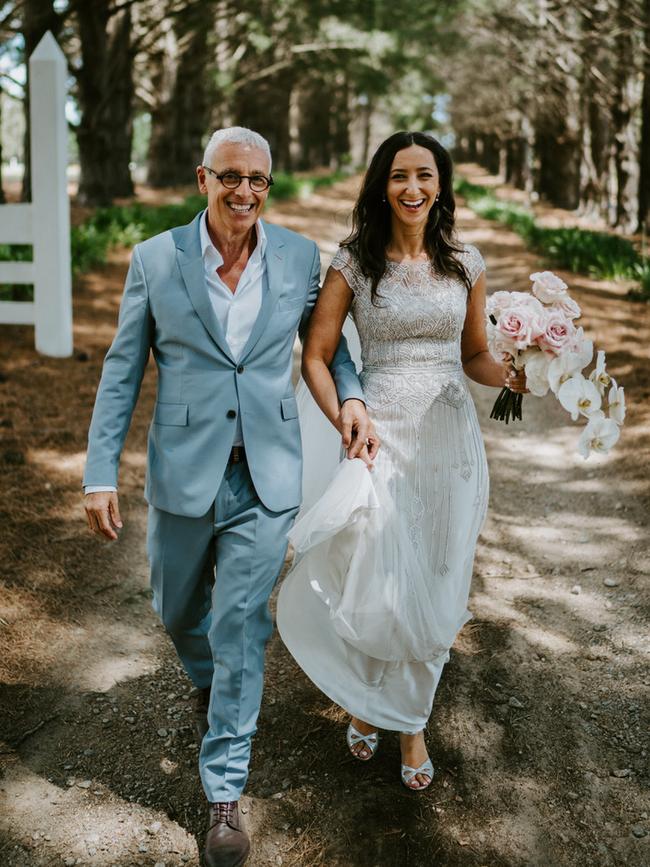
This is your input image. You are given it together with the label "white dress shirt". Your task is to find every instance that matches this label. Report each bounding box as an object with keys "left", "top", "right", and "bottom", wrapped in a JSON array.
[{"left": 85, "top": 213, "right": 267, "bottom": 494}]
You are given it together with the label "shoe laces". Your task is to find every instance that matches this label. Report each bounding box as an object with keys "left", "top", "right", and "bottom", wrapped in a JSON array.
[{"left": 210, "top": 801, "right": 235, "bottom": 826}]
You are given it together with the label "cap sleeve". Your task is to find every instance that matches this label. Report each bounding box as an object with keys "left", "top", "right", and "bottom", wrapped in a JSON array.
[
  {"left": 330, "top": 246, "right": 365, "bottom": 296},
  {"left": 459, "top": 244, "right": 486, "bottom": 286}
]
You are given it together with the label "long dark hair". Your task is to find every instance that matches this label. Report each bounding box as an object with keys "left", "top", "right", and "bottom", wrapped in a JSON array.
[{"left": 342, "top": 131, "right": 471, "bottom": 303}]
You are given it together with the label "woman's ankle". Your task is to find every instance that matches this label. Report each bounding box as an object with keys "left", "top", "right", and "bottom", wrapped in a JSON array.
[{"left": 351, "top": 716, "right": 378, "bottom": 735}]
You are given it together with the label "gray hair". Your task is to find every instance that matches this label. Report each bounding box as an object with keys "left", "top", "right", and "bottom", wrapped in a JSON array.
[{"left": 202, "top": 127, "right": 272, "bottom": 170}]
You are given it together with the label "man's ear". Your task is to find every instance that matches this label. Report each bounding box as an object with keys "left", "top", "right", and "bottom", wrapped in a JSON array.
[{"left": 196, "top": 165, "right": 208, "bottom": 194}]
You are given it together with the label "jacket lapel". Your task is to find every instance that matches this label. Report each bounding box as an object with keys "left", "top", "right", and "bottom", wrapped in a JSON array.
[
  {"left": 239, "top": 221, "right": 285, "bottom": 362},
  {"left": 172, "top": 212, "right": 235, "bottom": 363}
]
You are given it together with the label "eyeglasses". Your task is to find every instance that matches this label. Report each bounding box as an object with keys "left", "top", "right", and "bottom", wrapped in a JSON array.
[{"left": 202, "top": 166, "right": 274, "bottom": 192}]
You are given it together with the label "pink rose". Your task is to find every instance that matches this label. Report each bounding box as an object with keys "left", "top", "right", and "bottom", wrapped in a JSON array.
[
  {"left": 553, "top": 295, "right": 581, "bottom": 320},
  {"left": 495, "top": 296, "right": 546, "bottom": 351},
  {"left": 530, "top": 271, "right": 569, "bottom": 304},
  {"left": 536, "top": 308, "right": 577, "bottom": 354},
  {"left": 487, "top": 290, "right": 518, "bottom": 316}
]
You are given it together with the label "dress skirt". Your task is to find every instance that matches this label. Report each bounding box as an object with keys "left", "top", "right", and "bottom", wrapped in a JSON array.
[{"left": 276, "top": 370, "right": 489, "bottom": 732}]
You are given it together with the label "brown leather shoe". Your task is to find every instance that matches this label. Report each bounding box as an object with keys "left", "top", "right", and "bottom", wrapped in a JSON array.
[
  {"left": 203, "top": 801, "right": 250, "bottom": 867},
  {"left": 192, "top": 686, "right": 211, "bottom": 744}
]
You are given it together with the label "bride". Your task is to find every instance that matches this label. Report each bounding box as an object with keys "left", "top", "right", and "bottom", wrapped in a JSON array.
[{"left": 276, "top": 131, "right": 527, "bottom": 791}]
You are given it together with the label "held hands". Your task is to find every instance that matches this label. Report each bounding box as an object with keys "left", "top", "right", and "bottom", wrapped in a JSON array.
[
  {"left": 84, "top": 491, "right": 123, "bottom": 541},
  {"left": 338, "top": 398, "right": 380, "bottom": 468}
]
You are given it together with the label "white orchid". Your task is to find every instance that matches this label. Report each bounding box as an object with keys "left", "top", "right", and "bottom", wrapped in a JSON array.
[
  {"left": 549, "top": 352, "right": 584, "bottom": 395},
  {"left": 571, "top": 328, "right": 594, "bottom": 367},
  {"left": 607, "top": 381, "right": 626, "bottom": 425},
  {"left": 522, "top": 349, "right": 551, "bottom": 397},
  {"left": 589, "top": 349, "right": 612, "bottom": 395},
  {"left": 558, "top": 374, "right": 602, "bottom": 420},
  {"left": 577, "top": 410, "right": 621, "bottom": 459}
]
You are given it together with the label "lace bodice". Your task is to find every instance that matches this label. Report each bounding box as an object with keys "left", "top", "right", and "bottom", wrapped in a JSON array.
[
  {"left": 331, "top": 244, "right": 486, "bottom": 418},
  {"left": 331, "top": 244, "right": 484, "bottom": 371}
]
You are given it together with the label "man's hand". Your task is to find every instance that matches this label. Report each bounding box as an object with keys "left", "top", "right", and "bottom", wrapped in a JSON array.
[
  {"left": 338, "top": 399, "right": 381, "bottom": 465},
  {"left": 84, "top": 491, "right": 123, "bottom": 541}
]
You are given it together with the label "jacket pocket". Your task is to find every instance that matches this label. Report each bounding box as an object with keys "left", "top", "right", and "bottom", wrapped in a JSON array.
[
  {"left": 153, "top": 402, "right": 188, "bottom": 426},
  {"left": 281, "top": 397, "right": 298, "bottom": 420},
  {"left": 277, "top": 294, "right": 305, "bottom": 311}
]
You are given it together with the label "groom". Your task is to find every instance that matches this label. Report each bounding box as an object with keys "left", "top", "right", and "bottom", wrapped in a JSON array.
[{"left": 83, "top": 127, "right": 369, "bottom": 866}]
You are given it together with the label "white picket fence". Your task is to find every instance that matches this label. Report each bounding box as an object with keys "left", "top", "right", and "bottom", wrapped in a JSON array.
[{"left": 0, "top": 32, "right": 72, "bottom": 357}]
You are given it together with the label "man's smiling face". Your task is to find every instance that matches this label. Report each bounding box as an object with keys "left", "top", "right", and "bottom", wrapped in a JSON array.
[{"left": 197, "top": 141, "right": 271, "bottom": 236}]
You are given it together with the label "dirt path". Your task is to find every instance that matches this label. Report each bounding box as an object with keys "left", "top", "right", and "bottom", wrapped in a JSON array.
[{"left": 1, "top": 178, "right": 648, "bottom": 867}]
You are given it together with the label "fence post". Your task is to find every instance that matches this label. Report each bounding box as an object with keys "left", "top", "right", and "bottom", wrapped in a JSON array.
[{"left": 29, "top": 32, "right": 72, "bottom": 357}]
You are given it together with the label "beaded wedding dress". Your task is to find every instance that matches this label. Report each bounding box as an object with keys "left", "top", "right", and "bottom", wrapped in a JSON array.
[{"left": 276, "top": 244, "right": 489, "bottom": 732}]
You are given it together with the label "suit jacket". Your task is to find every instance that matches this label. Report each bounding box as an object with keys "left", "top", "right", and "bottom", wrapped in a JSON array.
[{"left": 83, "top": 211, "right": 363, "bottom": 516}]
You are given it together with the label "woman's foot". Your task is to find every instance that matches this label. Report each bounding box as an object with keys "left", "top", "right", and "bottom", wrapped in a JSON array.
[
  {"left": 399, "top": 730, "right": 433, "bottom": 790},
  {"left": 347, "top": 717, "right": 379, "bottom": 760}
]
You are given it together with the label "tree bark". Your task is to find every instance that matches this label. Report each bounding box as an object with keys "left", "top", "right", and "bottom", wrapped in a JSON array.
[
  {"left": 147, "top": 5, "right": 214, "bottom": 188},
  {"left": 331, "top": 72, "right": 351, "bottom": 169},
  {"left": 0, "top": 89, "right": 5, "bottom": 204},
  {"left": 235, "top": 69, "right": 293, "bottom": 172},
  {"left": 19, "top": 0, "right": 63, "bottom": 201},
  {"left": 638, "top": 0, "right": 650, "bottom": 232},
  {"left": 610, "top": 0, "right": 638, "bottom": 231},
  {"left": 296, "top": 77, "right": 333, "bottom": 170},
  {"left": 75, "top": 0, "right": 134, "bottom": 205},
  {"left": 577, "top": 3, "right": 611, "bottom": 221}
]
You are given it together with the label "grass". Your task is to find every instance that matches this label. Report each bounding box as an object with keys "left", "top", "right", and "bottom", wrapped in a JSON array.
[
  {"left": 0, "top": 170, "right": 345, "bottom": 302},
  {"left": 454, "top": 177, "right": 650, "bottom": 300}
]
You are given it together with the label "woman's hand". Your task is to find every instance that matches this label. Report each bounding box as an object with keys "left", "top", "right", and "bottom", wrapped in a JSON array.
[{"left": 505, "top": 365, "right": 529, "bottom": 394}]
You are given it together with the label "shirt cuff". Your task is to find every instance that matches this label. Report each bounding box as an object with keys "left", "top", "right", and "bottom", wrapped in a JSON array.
[{"left": 84, "top": 485, "right": 117, "bottom": 495}]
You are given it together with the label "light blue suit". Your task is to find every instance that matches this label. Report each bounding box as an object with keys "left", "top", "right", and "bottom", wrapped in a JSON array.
[{"left": 83, "top": 211, "right": 363, "bottom": 801}]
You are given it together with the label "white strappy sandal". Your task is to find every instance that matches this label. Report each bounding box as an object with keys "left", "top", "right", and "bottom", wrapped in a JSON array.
[
  {"left": 401, "top": 758, "right": 434, "bottom": 791},
  {"left": 346, "top": 722, "right": 379, "bottom": 761}
]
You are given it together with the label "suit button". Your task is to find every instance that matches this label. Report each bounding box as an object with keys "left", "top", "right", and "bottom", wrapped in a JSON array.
[
  {"left": 227, "top": 409, "right": 236, "bottom": 419},
  {"left": 237, "top": 365, "right": 244, "bottom": 374}
]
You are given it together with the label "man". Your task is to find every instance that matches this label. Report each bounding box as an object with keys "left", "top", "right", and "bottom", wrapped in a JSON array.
[{"left": 83, "top": 127, "right": 372, "bottom": 867}]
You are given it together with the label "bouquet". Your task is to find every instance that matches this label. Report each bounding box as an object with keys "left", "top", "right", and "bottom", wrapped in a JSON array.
[{"left": 486, "top": 271, "right": 626, "bottom": 458}]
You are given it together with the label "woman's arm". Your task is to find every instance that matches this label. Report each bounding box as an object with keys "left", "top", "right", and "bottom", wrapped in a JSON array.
[
  {"left": 302, "top": 266, "right": 380, "bottom": 461},
  {"left": 461, "top": 272, "right": 528, "bottom": 392}
]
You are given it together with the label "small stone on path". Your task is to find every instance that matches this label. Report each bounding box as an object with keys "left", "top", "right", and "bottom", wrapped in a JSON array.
[
  {"left": 603, "top": 577, "right": 620, "bottom": 587},
  {"left": 508, "top": 696, "right": 525, "bottom": 709},
  {"left": 570, "top": 585, "right": 581, "bottom": 595}
]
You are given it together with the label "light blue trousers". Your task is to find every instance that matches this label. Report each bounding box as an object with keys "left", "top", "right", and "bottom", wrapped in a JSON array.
[{"left": 147, "top": 458, "right": 296, "bottom": 802}]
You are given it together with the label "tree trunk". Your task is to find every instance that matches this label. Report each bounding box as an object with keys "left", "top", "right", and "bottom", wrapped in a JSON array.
[
  {"left": 235, "top": 69, "right": 293, "bottom": 172},
  {"left": 361, "top": 96, "right": 373, "bottom": 167},
  {"left": 20, "top": 0, "right": 62, "bottom": 202},
  {"left": 638, "top": 0, "right": 650, "bottom": 232},
  {"left": 477, "top": 134, "right": 500, "bottom": 175},
  {"left": 0, "top": 90, "right": 5, "bottom": 204},
  {"left": 75, "top": 0, "right": 134, "bottom": 205},
  {"left": 610, "top": 0, "right": 638, "bottom": 231},
  {"left": 331, "top": 73, "right": 351, "bottom": 169},
  {"left": 536, "top": 127, "right": 580, "bottom": 209},
  {"left": 577, "top": 3, "right": 610, "bottom": 221},
  {"left": 505, "top": 138, "right": 524, "bottom": 188},
  {"left": 147, "top": 6, "right": 213, "bottom": 188},
  {"left": 296, "top": 77, "right": 333, "bottom": 170}
]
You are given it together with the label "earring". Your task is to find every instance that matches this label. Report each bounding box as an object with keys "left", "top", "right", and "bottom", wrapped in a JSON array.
[{"left": 382, "top": 194, "right": 387, "bottom": 202}]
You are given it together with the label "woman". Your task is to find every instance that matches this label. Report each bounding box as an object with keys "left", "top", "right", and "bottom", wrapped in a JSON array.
[{"left": 277, "top": 131, "right": 527, "bottom": 790}]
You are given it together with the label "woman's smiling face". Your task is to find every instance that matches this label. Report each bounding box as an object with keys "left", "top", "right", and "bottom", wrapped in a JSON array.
[{"left": 385, "top": 144, "right": 440, "bottom": 230}]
